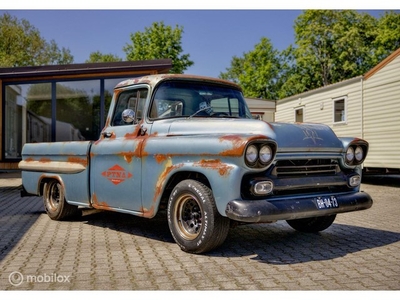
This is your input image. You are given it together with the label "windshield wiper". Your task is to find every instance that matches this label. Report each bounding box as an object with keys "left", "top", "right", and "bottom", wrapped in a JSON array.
[{"left": 187, "top": 105, "right": 212, "bottom": 119}]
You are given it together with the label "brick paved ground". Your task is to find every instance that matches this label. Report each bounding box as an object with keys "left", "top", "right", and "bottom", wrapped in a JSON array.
[{"left": 0, "top": 172, "right": 399, "bottom": 291}]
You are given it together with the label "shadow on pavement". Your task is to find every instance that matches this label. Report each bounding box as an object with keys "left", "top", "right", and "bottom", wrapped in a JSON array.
[
  {"left": 82, "top": 209, "right": 400, "bottom": 264},
  {"left": 0, "top": 188, "right": 43, "bottom": 262},
  {"left": 82, "top": 210, "right": 174, "bottom": 244},
  {"left": 362, "top": 174, "right": 400, "bottom": 188},
  {"left": 211, "top": 222, "right": 400, "bottom": 264}
]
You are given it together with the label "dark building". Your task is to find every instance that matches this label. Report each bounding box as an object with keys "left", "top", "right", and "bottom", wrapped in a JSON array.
[{"left": 0, "top": 59, "right": 172, "bottom": 170}]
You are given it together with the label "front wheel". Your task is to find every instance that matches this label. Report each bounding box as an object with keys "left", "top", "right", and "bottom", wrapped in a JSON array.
[
  {"left": 43, "top": 180, "right": 79, "bottom": 220},
  {"left": 167, "top": 179, "right": 230, "bottom": 254},
  {"left": 286, "top": 214, "right": 337, "bottom": 233}
]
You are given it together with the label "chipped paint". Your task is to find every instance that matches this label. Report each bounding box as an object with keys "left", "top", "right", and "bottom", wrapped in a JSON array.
[
  {"left": 67, "top": 156, "right": 88, "bottom": 167},
  {"left": 92, "top": 193, "right": 113, "bottom": 211},
  {"left": 154, "top": 154, "right": 168, "bottom": 164},
  {"left": 147, "top": 158, "right": 184, "bottom": 217},
  {"left": 19, "top": 159, "right": 87, "bottom": 173},
  {"left": 218, "top": 134, "right": 270, "bottom": 157},
  {"left": 193, "top": 159, "right": 234, "bottom": 177},
  {"left": 114, "top": 74, "right": 241, "bottom": 91}
]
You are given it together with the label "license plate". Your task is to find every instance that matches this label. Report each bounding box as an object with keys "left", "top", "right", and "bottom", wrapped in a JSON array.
[{"left": 315, "top": 196, "right": 338, "bottom": 209}]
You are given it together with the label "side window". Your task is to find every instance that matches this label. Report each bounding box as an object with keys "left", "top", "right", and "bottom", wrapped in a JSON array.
[
  {"left": 333, "top": 97, "right": 346, "bottom": 123},
  {"left": 112, "top": 88, "right": 147, "bottom": 126}
]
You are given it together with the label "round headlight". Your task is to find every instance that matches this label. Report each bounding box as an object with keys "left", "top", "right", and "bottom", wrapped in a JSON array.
[
  {"left": 355, "top": 146, "right": 363, "bottom": 161},
  {"left": 246, "top": 145, "right": 258, "bottom": 164},
  {"left": 259, "top": 145, "right": 273, "bottom": 164},
  {"left": 346, "top": 146, "right": 354, "bottom": 162}
]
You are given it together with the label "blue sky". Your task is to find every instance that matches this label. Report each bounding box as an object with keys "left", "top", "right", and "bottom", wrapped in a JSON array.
[{"left": 1, "top": 6, "right": 398, "bottom": 78}]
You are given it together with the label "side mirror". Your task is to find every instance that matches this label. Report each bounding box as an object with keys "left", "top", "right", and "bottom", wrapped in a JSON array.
[{"left": 121, "top": 109, "right": 136, "bottom": 124}]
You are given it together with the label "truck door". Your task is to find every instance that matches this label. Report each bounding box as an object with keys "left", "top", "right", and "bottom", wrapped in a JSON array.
[{"left": 90, "top": 87, "right": 148, "bottom": 213}]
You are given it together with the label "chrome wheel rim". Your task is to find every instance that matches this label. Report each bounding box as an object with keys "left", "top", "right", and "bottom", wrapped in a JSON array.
[{"left": 174, "top": 193, "right": 202, "bottom": 240}]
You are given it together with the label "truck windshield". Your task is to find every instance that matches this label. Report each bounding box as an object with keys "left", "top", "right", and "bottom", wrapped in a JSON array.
[{"left": 149, "top": 80, "right": 253, "bottom": 120}]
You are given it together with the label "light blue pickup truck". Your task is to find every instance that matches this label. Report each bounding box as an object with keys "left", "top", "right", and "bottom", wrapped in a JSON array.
[{"left": 19, "top": 74, "right": 372, "bottom": 253}]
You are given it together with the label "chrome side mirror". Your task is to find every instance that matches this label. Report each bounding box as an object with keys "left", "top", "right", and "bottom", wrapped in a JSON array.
[{"left": 121, "top": 109, "right": 136, "bottom": 124}]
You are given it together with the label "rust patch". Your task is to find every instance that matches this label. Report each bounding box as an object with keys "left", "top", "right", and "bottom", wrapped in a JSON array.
[
  {"left": 154, "top": 154, "right": 168, "bottom": 164},
  {"left": 193, "top": 159, "right": 233, "bottom": 177},
  {"left": 92, "top": 193, "right": 113, "bottom": 211},
  {"left": 141, "top": 205, "right": 155, "bottom": 218},
  {"left": 119, "top": 151, "right": 136, "bottom": 163},
  {"left": 124, "top": 126, "right": 141, "bottom": 139},
  {"left": 39, "top": 157, "right": 52, "bottom": 163},
  {"left": 219, "top": 134, "right": 271, "bottom": 157},
  {"left": 218, "top": 135, "right": 247, "bottom": 157},
  {"left": 152, "top": 159, "right": 184, "bottom": 205},
  {"left": 67, "top": 156, "right": 88, "bottom": 167}
]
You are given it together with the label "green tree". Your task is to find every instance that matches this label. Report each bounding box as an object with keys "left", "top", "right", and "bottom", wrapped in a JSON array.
[
  {"left": 85, "top": 51, "right": 122, "bottom": 63},
  {"left": 280, "top": 10, "right": 400, "bottom": 97},
  {"left": 373, "top": 11, "right": 400, "bottom": 62},
  {"left": 220, "top": 37, "right": 282, "bottom": 99},
  {"left": 0, "top": 13, "right": 73, "bottom": 67},
  {"left": 292, "top": 10, "right": 376, "bottom": 90},
  {"left": 123, "top": 21, "right": 193, "bottom": 74}
]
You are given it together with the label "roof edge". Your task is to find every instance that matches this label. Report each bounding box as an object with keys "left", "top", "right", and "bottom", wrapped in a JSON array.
[
  {"left": 364, "top": 47, "right": 400, "bottom": 80},
  {"left": 278, "top": 76, "right": 363, "bottom": 103},
  {"left": 0, "top": 59, "right": 173, "bottom": 78}
]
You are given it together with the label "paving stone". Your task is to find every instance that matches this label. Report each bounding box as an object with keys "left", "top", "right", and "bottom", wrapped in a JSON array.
[{"left": 0, "top": 175, "right": 399, "bottom": 291}]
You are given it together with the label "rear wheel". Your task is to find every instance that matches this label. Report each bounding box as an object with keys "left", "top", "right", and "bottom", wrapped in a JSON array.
[
  {"left": 43, "top": 180, "right": 79, "bottom": 220},
  {"left": 167, "top": 179, "right": 230, "bottom": 254},
  {"left": 286, "top": 214, "right": 336, "bottom": 233}
]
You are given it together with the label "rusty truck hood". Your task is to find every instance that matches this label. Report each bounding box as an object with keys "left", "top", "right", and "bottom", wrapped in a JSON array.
[{"left": 152, "top": 118, "right": 344, "bottom": 152}]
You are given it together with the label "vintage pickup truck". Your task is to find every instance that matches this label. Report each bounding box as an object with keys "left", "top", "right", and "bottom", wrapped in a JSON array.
[{"left": 19, "top": 74, "right": 373, "bottom": 253}]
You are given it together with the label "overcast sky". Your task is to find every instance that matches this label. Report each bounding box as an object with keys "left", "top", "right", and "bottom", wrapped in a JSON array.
[{"left": 1, "top": 2, "right": 399, "bottom": 78}]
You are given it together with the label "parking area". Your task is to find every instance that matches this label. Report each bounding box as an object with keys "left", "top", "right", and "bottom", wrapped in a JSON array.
[{"left": 0, "top": 172, "right": 399, "bottom": 291}]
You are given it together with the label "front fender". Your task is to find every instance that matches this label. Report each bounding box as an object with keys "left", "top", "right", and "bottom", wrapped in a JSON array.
[{"left": 141, "top": 157, "right": 245, "bottom": 218}]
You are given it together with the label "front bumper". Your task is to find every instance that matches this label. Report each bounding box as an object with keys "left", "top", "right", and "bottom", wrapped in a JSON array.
[{"left": 225, "top": 191, "right": 372, "bottom": 223}]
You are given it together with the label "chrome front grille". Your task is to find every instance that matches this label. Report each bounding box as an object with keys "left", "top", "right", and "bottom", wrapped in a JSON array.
[{"left": 272, "top": 159, "right": 340, "bottom": 177}]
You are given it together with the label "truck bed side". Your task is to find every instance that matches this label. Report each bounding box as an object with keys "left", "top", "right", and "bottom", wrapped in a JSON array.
[{"left": 19, "top": 141, "right": 92, "bottom": 207}]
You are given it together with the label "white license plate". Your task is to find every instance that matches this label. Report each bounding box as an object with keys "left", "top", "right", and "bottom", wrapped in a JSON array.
[{"left": 315, "top": 196, "right": 338, "bottom": 209}]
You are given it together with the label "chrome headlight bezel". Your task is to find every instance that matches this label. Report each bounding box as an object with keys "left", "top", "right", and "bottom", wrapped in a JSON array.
[
  {"left": 244, "top": 141, "right": 276, "bottom": 168},
  {"left": 344, "top": 141, "right": 368, "bottom": 166}
]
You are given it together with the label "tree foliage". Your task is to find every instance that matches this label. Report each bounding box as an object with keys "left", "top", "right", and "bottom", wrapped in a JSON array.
[
  {"left": 0, "top": 13, "right": 73, "bottom": 67},
  {"left": 123, "top": 21, "right": 193, "bottom": 74},
  {"left": 220, "top": 38, "right": 282, "bottom": 99},
  {"left": 287, "top": 10, "right": 377, "bottom": 93},
  {"left": 85, "top": 51, "right": 122, "bottom": 63},
  {"left": 220, "top": 10, "right": 400, "bottom": 99}
]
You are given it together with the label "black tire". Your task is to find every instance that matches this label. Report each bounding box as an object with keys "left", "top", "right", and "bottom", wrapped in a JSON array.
[
  {"left": 286, "top": 214, "right": 337, "bottom": 233},
  {"left": 167, "top": 179, "right": 230, "bottom": 254},
  {"left": 43, "top": 180, "right": 79, "bottom": 220}
]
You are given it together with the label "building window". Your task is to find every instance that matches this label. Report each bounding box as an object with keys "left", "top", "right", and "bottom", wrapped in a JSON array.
[
  {"left": 333, "top": 97, "right": 346, "bottom": 123},
  {"left": 3, "top": 77, "right": 132, "bottom": 160},
  {"left": 295, "top": 108, "right": 304, "bottom": 123}
]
